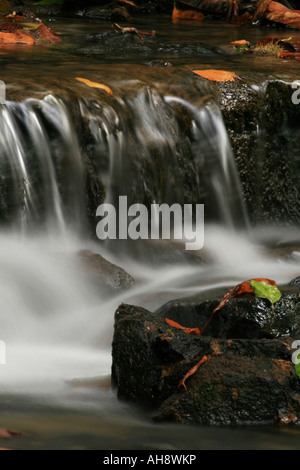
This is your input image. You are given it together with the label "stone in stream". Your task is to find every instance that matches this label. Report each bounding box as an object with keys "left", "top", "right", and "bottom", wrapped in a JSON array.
[
  {"left": 78, "top": 249, "right": 134, "bottom": 289},
  {"left": 111, "top": 285, "right": 300, "bottom": 425}
]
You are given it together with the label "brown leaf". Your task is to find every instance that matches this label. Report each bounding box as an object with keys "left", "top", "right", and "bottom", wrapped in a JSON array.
[
  {"left": 265, "top": 1, "right": 300, "bottom": 29},
  {"left": 35, "top": 23, "right": 62, "bottom": 44}
]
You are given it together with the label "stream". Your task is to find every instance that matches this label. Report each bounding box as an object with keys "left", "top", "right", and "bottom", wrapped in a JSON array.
[{"left": 0, "top": 15, "right": 300, "bottom": 450}]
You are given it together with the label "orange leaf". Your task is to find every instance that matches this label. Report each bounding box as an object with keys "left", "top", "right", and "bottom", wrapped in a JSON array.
[
  {"left": 172, "top": 5, "right": 204, "bottom": 21},
  {"left": 165, "top": 318, "right": 201, "bottom": 335},
  {"left": 277, "top": 50, "right": 300, "bottom": 58},
  {"left": 75, "top": 77, "right": 113, "bottom": 95},
  {"left": 179, "top": 355, "right": 208, "bottom": 390},
  {"left": 117, "top": 0, "right": 137, "bottom": 6},
  {"left": 191, "top": 69, "right": 238, "bottom": 82},
  {"left": 231, "top": 39, "right": 250, "bottom": 45},
  {"left": 0, "top": 30, "right": 35, "bottom": 45}
]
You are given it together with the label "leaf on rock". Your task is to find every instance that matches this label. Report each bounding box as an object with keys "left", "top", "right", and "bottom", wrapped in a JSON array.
[
  {"left": 250, "top": 280, "right": 281, "bottom": 307},
  {"left": 165, "top": 318, "right": 201, "bottom": 335},
  {"left": 213, "top": 278, "right": 277, "bottom": 313},
  {"left": 75, "top": 77, "right": 113, "bottom": 95},
  {"left": 178, "top": 355, "right": 208, "bottom": 390},
  {"left": 191, "top": 69, "right": 238, "bottom": 82}
]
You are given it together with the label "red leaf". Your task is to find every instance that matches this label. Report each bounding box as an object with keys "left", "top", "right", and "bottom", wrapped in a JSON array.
[
  {"left": 165, "top": 318, "right": 201, "bottom": 335},
  {"left": 179, "top": 355, "right": 208, "bottom": 390},
  {"left": 213, "top": 278, "right": 277, "bottom": 313}
]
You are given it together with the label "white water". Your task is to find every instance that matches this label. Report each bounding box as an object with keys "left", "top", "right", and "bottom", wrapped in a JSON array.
[
  {"left": 0, "top": 224, "right": 298, "bottom": 399},
  {"left": 0, "top": 91, "right": 298, "bottom": 410}
]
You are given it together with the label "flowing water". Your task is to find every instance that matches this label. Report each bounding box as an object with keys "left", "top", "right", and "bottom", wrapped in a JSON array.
[{"left": 0, "top": 16, "right": 300, "bottom": 449}]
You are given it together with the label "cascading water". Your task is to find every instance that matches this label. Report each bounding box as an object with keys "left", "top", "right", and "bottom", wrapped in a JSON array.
[
  {"left": 0, "top": 95, "right": 85, "bottom": 233},
  {"left": 0, "top": 78, "right": 299, "bottom": 448}
]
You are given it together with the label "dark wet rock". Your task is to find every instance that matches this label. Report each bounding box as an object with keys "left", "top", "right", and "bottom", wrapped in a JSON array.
[
  {"left": 289, "top": 276, "right": 300, "bottom": 286},
  {"left": 148, "top": 60, "right": 173, "bottom": 67},
  {"left": 111, "top": 289, "right": 300, "bottom": 425},
  {"left": 218, "top": 79, "right": 300, "bottom": 225},
  {"left": 155, "top": 347, "right": 300, "bottom": 425},
  {"left": 78, "top": 249, "right": 134, "bottom": 289},
  {"left": 79, "top": 30, "right": 216, "bottom": 58}
]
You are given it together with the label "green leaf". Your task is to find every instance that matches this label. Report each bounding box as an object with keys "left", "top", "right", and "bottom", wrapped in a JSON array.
[
  {"left": 250, "top": 280, "right": 281, "bottom": 308},
  {"left": 34, "top": 0, "right": 63, "bottom": 5}
]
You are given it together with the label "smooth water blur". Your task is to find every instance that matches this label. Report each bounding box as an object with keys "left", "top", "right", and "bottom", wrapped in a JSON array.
[{"left": 0, "top": 16, "right": 299, "bottom": 449}]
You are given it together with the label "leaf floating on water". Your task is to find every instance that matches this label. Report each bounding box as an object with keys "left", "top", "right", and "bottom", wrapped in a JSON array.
[
  {"left": 250, "top": 280, "right": 281, "bottom": 308},
  {"left": 191, "top": 69, "right": 239, "bottom": 82},
  {"left": 178, "top": 355, "right": 208, "bottom": 390},
  {"left": 165, "top": 318, "right": 201, "bottom": 335},
  {"left": 75, "top": 77, "right": 113, "bottom": 95}
]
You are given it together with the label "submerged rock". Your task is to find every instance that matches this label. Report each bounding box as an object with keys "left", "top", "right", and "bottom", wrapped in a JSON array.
[
  {"left": 78, "top": 249, "right": 134, "bottom": 289},
  {"left": 111, "top": 288, "right": 300, "bottom": 425}
]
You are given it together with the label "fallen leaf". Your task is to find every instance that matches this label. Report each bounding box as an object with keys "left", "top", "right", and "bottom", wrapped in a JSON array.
[
  {"left": 75, "top": 77, "right": 113, "bottom": 95},
  {"left": 255, "top": 36, "right": 278, "bottom": 47},
  {"left": 117, "top": 0, "right": 137, "bottom": 6},
  {"left": 191, "top": 69, "right": 239, "bottom": 82},
  {"left": 35, "top": 23, "right": 62, "bottom": 44},
  {"left": 165, "top": 318, "right": 201, "bottom": 335},
  {"left": 6, "top": 14, "right": 26, "bottom": 20},
  {"left": 250, "top": 280, "right": 281, "bottom": 308},
  {"left": 277, "top": 50, "right": 300, "bottom": 57},
  {"left": 172, "top": 5, "right": 204, "bottom": 21},
  {"left": 178, "top": 355, "right": 208, "bottom": 390},
  {"left": 0, "top": 30, "right": 35, "bottom": 45},
  {"left": 231, "top": 39, "right": 250, "bottom": 45},
  {"left": 213, "top": 278, "right": 277, "bottom": 313}
]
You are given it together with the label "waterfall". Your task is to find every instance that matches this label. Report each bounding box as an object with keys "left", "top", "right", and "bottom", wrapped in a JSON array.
[
  {"left": 0, "top": 95, "right": 85, "bottom": 233},
  {"left": 0, "top": 83, "right": 298, "bottom": 400},
  {"left": 81, "top": 84, "right": 249, "bottom": 232}
]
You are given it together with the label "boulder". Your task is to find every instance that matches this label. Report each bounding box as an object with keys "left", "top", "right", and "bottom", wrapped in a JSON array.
[{"left": 111, "top": 286, "right": 300, "bottom": 425}]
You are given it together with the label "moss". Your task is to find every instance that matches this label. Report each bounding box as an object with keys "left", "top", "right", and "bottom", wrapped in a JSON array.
[
  {"left": 196, "top": 383, "right": 218, "bottom": 403},
  {"left": 254, "top": 42, "right": 284, "bottom": 56}
]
